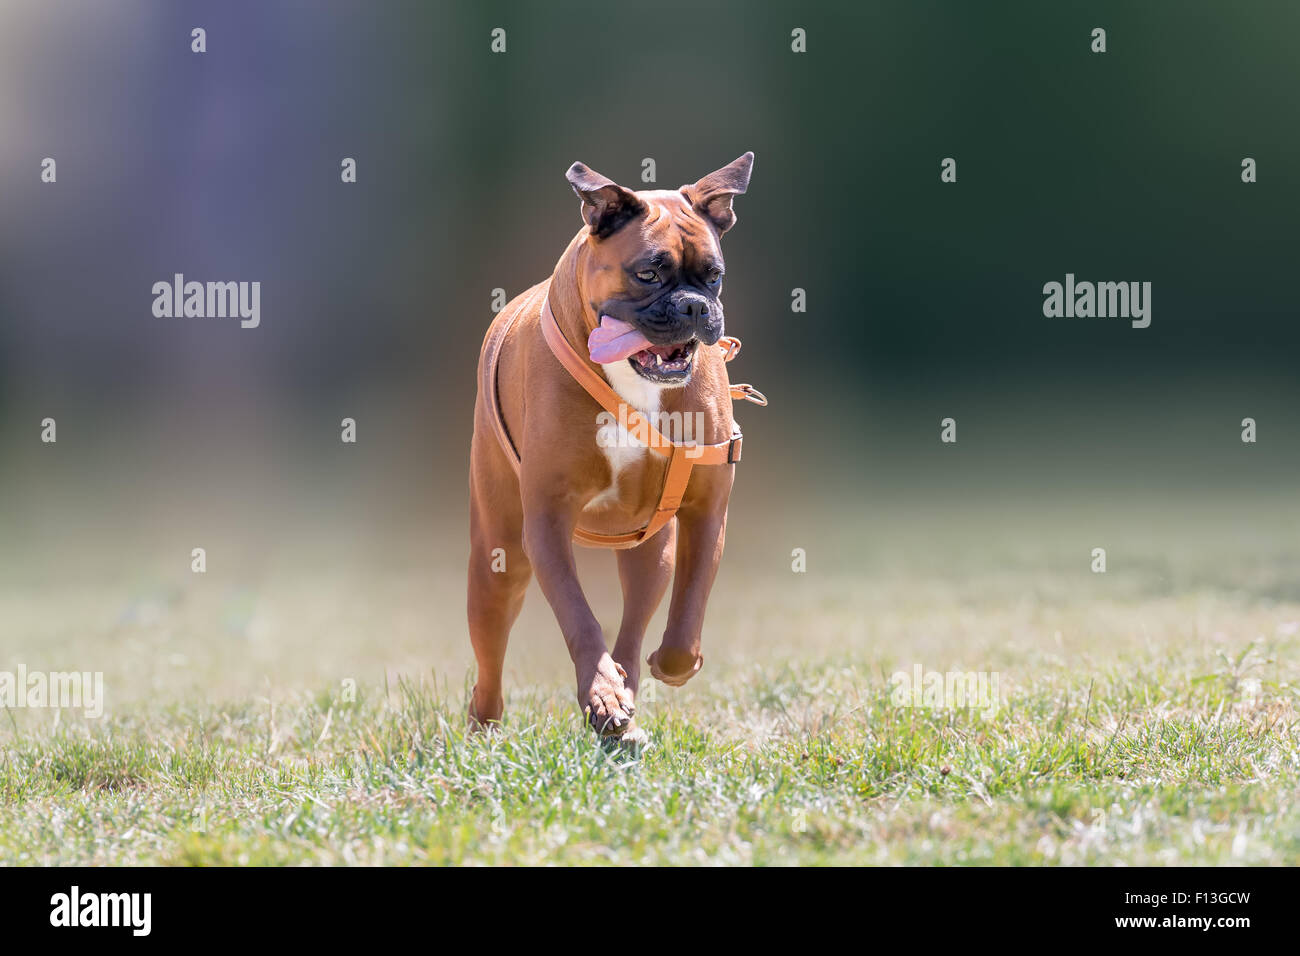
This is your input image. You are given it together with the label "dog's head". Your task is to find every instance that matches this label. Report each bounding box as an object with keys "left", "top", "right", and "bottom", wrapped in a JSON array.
[{"left": 566, "top": 152, "right": 753, "bottom": 385}]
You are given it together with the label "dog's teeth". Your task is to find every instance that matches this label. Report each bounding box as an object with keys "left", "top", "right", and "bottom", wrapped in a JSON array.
[{"left": 656, "top": 354, "right": 664, "bottom": 367}]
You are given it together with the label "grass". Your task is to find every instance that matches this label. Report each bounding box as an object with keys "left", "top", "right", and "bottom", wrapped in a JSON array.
[
  {"left": 1, "top": 497, "right": 1298, "bottom": 864},
  {"left": 0, "top": 635, "right": 1295, "bottom": 865}
]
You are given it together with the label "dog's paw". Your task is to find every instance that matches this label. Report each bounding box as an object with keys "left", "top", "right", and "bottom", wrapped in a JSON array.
[
  {"left": 467, "top": 685, "right": 504, "bottom": 731},
  {"left": 578, "top": 654, "right": 637, "bottom": 736},
  {"left": 647, "top": 646, "right": 704, "bottom": 687}
]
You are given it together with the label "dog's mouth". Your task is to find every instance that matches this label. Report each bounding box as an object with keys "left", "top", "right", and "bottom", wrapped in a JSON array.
[
  {"left": 588, "top": 314, "right": 699, "bottom": 384},
  {"left": 628, "top": 339, "right": 698, "bottom": 383}
]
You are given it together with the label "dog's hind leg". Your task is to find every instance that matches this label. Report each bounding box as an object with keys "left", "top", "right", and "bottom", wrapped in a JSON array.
[
  {"left": 611, "top": 520, "right": 676, "bottom": 743},
  {"left": 467, "top": 472, "right": 532, "bottom": 730}
]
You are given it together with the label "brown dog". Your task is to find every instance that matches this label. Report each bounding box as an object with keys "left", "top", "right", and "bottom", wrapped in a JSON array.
[{"left": 467, "top": 153, "right": 756, "bottom": 742}]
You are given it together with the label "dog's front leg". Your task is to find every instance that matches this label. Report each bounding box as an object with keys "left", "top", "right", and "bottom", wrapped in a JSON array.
[
  {"left": 612, "top": 520, "right": 676, "bottom": 695},
  {"left": 608, "top": 520, "right": 676, "bottom": 744},
  {"left": 522, "top": 501, "right": 637, "bottom": 736},
  {"left": 648, "top": 474, "right": 731, "bottom": 687}
]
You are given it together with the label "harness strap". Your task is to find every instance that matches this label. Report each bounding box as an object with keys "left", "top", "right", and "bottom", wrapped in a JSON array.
[
  {"left": 542, "top": 296, "right": 763, "bottom": 548},
  {"left": 481, "top": 284, "right": 545, "bottom": 473},
  {"left": 482, "top": 289, "right": 763, "bottom": 550},
  {"left": 541, "top": 298, "right": 745, "bottom": 465}
]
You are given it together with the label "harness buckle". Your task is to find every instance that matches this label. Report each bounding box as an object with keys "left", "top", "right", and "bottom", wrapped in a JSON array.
[
  {"left": 727, "top": 435, "right": 743, "bottom": 464},
  {"left": 732, "top": 384, "right": 768, "bottom": 406}
]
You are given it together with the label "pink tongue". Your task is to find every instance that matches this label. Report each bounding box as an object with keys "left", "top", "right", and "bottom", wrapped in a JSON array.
[{"left": 587, "top": 315, "right": 653, "bottom": 364}]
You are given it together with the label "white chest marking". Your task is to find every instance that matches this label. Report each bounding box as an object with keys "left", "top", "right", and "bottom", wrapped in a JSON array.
[{"left": 587, "top": 361, "right": 668, "bottom": 508}]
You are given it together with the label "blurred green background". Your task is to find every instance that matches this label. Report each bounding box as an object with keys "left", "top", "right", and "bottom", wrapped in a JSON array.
[{"left": 0, "top": 1, "right": 1297, "bottom": 690}]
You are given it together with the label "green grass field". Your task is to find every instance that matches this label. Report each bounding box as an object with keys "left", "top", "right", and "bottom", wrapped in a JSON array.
[{"left": 1, "top": 496, "right": 1297, "bottom": 865}]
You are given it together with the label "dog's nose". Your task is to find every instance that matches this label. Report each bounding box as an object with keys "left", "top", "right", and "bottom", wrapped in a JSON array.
[{"left": 670, "top": 296, "right": 709, "bottom": 321}]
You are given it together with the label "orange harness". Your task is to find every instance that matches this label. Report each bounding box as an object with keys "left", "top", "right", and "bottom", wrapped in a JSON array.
[{"left": 483, "top": 290, "right": 766, "bottom": 549}]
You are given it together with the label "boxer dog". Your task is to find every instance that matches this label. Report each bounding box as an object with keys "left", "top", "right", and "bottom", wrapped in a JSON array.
[{"left": 467, "top": 152, "right": 757, "bottom": 743}]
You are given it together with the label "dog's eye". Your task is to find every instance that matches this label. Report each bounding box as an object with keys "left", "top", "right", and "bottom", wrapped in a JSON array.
[
  {"left": 707, "top": 271, "right": 723, "bottom": 285},
  {"left": 635, "top": 270, "right": 658, "bottom": 283}
]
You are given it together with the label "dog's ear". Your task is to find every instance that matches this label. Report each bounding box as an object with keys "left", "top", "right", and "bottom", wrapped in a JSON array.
[
  {"left": 681, "top": 151, "right": 754, "bottom": 234},
  {"left": 565, "top": 162, "right": 646, "bottom": 239}
]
